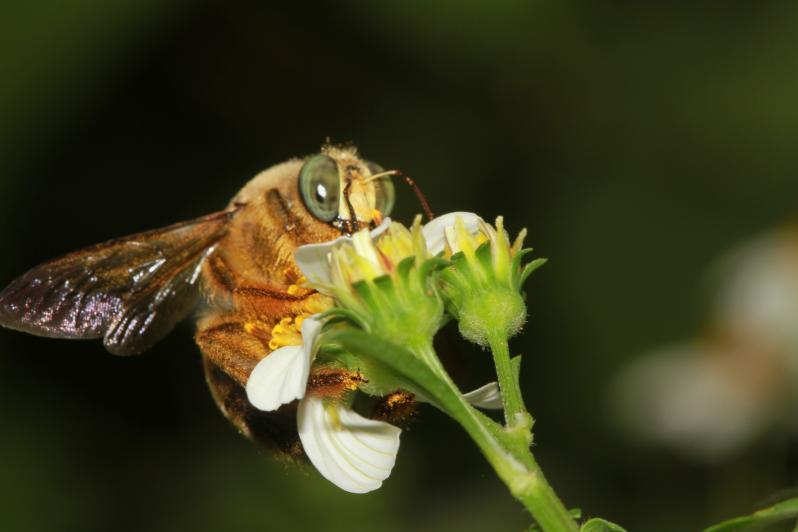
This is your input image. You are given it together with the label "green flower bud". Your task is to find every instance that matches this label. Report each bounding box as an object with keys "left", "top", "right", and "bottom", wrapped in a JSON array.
[{"left": 438, "top": 216, "right": 545, "bottom": 347}]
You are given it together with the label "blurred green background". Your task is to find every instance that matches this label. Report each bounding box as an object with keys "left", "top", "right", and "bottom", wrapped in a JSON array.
[{"left": 2, "top": 2, "right": 798, "bottom": 531}]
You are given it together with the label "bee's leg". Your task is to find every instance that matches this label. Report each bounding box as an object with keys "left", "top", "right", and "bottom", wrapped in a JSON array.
[
  {"left": 371, "top": 391, "right": 418, "bottom": 426},
  {"left": 194, "top": 313, "right": 272, "bottom": 387},
  {"left": 202, "top": 250, "right": 328, "bottom": 320},
  {"left": 202, "top": 353, "right": 302, "bottom": 460}
]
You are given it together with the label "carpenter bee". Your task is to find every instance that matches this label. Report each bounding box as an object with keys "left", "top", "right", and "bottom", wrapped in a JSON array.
[{"left": 0, "top": 145, "right": 400, "bottom": 456}]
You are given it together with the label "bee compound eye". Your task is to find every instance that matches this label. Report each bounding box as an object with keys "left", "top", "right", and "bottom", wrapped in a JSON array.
[{"left": 299, "top": 155, "right": 341, "bottom": 222}]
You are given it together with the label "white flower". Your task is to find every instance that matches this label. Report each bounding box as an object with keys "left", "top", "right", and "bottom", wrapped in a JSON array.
[
  {"left": 421, "top": 211, "right": 483, "bottom": 256},
  {"left": 245, "top": 312, "right": 403, "bottom": 494},
  {"left": 294, "top": 218, "right": 393, "bottom": 287},
  {"left": 244, "top": 213, "right": 503, "bottom": 493},
  {"left": 295, "top": 212, "right": 484, "bottom": 284},
  {"left": 244, "top": 308, "right": 503, "bottom": 493},
  {"left": 611, "top": 343, "right": 769, "bottom": 461}
]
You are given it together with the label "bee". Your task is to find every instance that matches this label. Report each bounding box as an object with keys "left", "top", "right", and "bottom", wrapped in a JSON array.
[{"left": 0, "top": 145, "right": 400, "bottom": 457}]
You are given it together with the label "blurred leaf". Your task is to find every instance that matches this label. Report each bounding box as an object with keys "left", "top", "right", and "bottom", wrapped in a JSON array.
[
  {"left": 704, "top": 498, "right": 798, "bottom": 532},
  {"left": 0, "top": 0, "right": 184, "bottom": 179}
]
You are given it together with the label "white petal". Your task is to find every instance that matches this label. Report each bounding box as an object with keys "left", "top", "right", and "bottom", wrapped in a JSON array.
[
  {"left": 422, "top": 212, "right": 483, "bottom": 256},
  {"left": 463, "top": 382, "right": 504, "bottom": 410},
  {"left": 300, "top": 315, "right": 323, "bottom": 353},
  {"left": 246, "top": 345, "right": 309, "bottom": 411},
  {"left": 298, "top": 396, "right": 401, "bottom": 494},
  {"left": 352, "top": 229, "right": 382, "bottom": 271},
  {"left": 245, "top": 315, "right": 323, "bottom": 412},
  {"left": 294, "top": 218, "right": 392, "bottom": 286}
]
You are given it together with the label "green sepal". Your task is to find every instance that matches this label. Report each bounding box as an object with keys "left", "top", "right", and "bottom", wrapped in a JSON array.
[
  {"left": 520, "top": 257, "right": 547, "bottom": 286},
  {"left": 396, "top": 255, "right": 416, "bottom": 285},
  {"left": 418, "top": 256, "right": 449, "bottom": 285},
  {"left": 438, "top": 266, "right": 471, "bottom": 306},
  {"left": 314, "top": 343, "right": 352, "bottom": 362},
  {"left": 448, "top": 251, "right": 474, "bottom": 281},
  {"left": 373, "top": 274, "right": 398, "bottom": 304},
  {"left": 320, "top": 307, "right": 370, "bottom": 332},
  {"left": 317, "top": 336, "right": 407, "bottom": 398},
  {"left": 325, "top": 329, "right": 457, "bottom": 411},
  {"left": 351, "top": 278, "right": 383, "bottom": 317},
  {"left": 511, "top": 248, "right": 535, "bottom": 287},
  {"left": 475, "top": 241, "right": 495, "bottom": 282}
]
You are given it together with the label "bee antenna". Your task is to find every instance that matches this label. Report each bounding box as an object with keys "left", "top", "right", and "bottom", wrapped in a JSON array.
[{"left": 396, "top": 170, "right": 435, "bottom": 221}]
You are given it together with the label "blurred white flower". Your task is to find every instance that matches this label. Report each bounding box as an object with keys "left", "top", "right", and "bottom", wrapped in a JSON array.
[
  {"left": 611, "top": 230, "right": 798, "bottom": 461},
  {"left": 612, "top": 343, "right": 774, "bottom": 461}
]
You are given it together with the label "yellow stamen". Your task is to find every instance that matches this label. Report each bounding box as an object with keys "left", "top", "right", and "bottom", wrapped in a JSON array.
[
  {"left": 304, "top": 294, "right": 333, "bottom": 315},
  {"left": 268, "top": 316, "right": 303, "bottom": 351}
]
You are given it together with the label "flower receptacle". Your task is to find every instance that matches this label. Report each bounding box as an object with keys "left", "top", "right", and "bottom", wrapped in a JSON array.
[{"left": 458, "top": 288, "right": 527, "bottom": 347}]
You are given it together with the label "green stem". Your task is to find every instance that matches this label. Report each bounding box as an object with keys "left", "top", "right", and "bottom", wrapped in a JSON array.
[
  {"left": 489, "top": 333, "right": 529, "bottom": 429},
  {"left": 517, "top": 453, "right": 578, "bottom": 532},
  {"left": 417, "top": 345, "right": 577, "bottom": 532}
]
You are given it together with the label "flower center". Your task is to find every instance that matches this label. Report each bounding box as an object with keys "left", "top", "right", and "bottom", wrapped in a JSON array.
[
  {"left": 287, "top": 276, "right": 309, "bottom": 296},
  {"left": 267, "top": 316, "right": 304, "bottom": 350}
]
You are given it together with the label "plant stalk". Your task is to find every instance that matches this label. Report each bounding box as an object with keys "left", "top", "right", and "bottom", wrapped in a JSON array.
[
  {"left": 489, "top": 333, "right": 528, "bottom": 429},
  {"left": 417, "top": 344, "right": 577, "bottom": 532}
]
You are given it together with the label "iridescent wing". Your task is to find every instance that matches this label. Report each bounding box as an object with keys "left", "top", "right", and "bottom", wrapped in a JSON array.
[{"left": 0, "top": 210, "right": 235, "bottom": 355}]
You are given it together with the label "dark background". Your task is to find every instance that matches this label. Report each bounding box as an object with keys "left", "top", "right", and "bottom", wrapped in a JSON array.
[{"left": 2, "top": 2, "right": 798, "bottom": 531}]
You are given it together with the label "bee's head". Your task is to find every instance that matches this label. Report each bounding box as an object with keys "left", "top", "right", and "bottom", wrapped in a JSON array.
[{"left": 298, "top": 146, "right": 395, "bottom": 235}]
